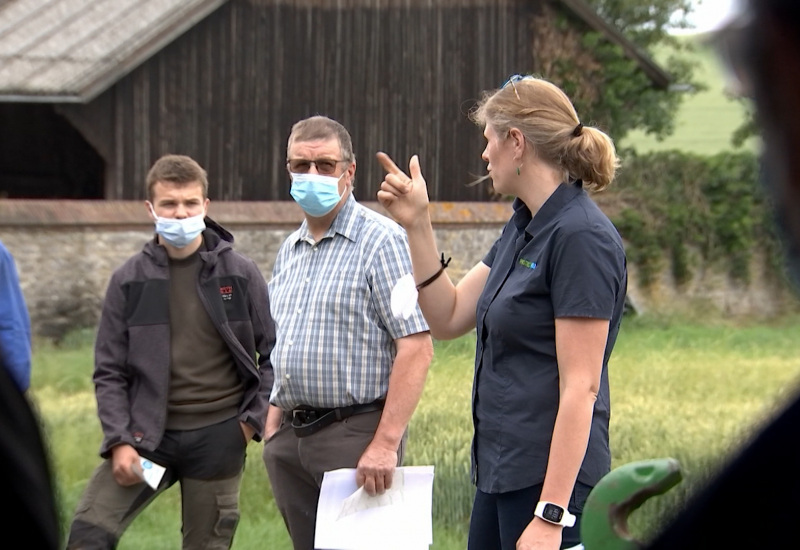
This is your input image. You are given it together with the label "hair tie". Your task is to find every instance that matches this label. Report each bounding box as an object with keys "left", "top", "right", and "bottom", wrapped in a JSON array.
[
  {"left": 416, "top": 253, "right": 452, "bottom": 291},
  {"left": 572, "top": 123, "right": 583, "bottom": 138}
]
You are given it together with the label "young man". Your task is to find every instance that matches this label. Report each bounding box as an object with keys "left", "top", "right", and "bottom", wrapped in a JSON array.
[
  {"left": 263, "top": 116, "right": 433, "bottom": 550},
  {"left": 67, "top": 154, "right": 275, "bottom": 549}
]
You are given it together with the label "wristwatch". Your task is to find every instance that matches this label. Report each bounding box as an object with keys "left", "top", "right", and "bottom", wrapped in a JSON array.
[{"left": 534, "top": 501, "right": 576, "bottom": 527}]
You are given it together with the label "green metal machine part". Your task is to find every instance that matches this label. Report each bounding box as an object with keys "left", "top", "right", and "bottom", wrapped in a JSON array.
[{"left": 581, "top": 458, "right": 683, "bottom": 550}]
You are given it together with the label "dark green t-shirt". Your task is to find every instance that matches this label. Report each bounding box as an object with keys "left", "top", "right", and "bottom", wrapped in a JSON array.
[{"left": 165, "top": 243, "right": 243, "bottom": 430}]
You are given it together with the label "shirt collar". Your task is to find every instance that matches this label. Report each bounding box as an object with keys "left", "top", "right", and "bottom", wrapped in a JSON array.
[
  {"left": 512, "top": 180, "right": 584, "bottom": 236},
  {"left": 289, "top": 193, "right": 360, "bottom": 246}
]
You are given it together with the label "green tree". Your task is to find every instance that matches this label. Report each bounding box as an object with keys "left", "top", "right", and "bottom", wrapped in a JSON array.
[{"left": 535, "top": 0, "right": 704, "bottom": 141}]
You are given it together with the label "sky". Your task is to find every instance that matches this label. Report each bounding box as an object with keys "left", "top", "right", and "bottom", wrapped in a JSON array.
[{"left": 681, "top": 0, "right": 742, "bottom": 33}]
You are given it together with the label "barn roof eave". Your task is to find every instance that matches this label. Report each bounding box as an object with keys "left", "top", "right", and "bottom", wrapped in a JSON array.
[{"left": 0, "top": 0, "right": 229, "bottom": 103}]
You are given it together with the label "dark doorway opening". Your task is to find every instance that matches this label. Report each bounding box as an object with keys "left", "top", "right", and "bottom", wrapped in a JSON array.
[{"left": 0, "top": 104, "right": 104, "bottom": 199}]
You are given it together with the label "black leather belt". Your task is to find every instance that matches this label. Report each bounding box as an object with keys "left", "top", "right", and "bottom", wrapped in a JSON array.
[{"left": 290, "top": 400, "right": 385, "bottom": 438}]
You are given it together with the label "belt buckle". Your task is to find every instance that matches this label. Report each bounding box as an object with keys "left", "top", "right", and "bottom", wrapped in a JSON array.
[{"left": 292, "top": 409, "right": 317, "bottom": 425}]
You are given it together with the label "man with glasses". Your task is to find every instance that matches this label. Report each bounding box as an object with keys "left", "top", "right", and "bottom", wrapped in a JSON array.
[
  {"left": 263, "top": 115, "right": 433, "bottom": 550},
  {"left": 646, "top": 1, "right": 800, "bottom": 547}
]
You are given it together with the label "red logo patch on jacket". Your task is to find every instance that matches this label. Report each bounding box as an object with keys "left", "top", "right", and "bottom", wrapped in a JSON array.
[{"left": 220, "top": 285, "right": 233, "bottom": 301}]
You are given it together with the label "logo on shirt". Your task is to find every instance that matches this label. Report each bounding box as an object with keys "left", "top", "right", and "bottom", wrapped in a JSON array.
[
  {"left": 220, "top": 285, "right": 233, "bottom": 301},
  {"left": 519, "top": 258, "right": 537, "bottom": 270}
]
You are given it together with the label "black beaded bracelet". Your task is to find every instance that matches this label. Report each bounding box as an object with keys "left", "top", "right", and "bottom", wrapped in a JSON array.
[{"left": 416, "top": 253, "right": 452, "bottom": 290}]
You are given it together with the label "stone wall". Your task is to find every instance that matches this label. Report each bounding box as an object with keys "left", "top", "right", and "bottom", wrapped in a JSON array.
[
  {"left": 0, "top": 200, "right": 511, "bottom": 339},
  {"left": 1, "top": 200, "right": 795, "bottom": 339}
]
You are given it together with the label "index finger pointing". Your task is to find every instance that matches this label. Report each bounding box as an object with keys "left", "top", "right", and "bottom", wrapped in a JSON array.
[
  {"left": 409, "top": 154, "right": 423, "bottom": 181},
  {"left": 376, "top": 151, "right": 407, "bottom": 178}
]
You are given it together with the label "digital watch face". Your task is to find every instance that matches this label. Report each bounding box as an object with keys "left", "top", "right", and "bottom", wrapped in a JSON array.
[{"left": 543, "top": 503, "right": 564, "bottom": 523}]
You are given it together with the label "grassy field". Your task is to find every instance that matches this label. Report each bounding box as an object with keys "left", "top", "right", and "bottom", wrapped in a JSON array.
[
  {"left": 33, "top": 314, "right": 800, "bottom": 548},
  {"left": 620, "top": 36, "right": 759, "bottom": 155}
]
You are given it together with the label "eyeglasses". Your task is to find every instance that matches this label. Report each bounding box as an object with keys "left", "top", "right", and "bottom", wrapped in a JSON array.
[
  {"left": 502, "top": 74, "right": 535, "bottom": 101},
  {"left": 286, "top": 158, "right": 348, "bottom": 175}
]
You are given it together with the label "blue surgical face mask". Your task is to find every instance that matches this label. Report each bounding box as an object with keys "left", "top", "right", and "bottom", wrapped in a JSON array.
[
  {"left": 149, "top": 205, "right": 206, "bottom": 248},
  {"left": 290, "top": 172, "right": 344, "bottom": 217}
]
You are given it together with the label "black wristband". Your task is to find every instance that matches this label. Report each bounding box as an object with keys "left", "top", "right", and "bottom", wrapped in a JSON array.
[{"left": 416, "top": 253, "right": 452, "bottom": 290}]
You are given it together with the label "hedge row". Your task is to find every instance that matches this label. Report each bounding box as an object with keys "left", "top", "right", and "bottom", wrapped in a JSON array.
[{"left": 608, "top": 148, "right": 784, "bottom": 288}]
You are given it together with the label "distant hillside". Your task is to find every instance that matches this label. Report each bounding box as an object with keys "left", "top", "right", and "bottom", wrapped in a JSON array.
[{"left": 620, "top": 35, "right": 759, "bottom": 155}]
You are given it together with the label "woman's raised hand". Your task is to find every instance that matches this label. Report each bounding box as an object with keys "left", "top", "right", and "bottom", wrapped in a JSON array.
[{"left": 376, "top": 152, "right": 430, "bottom": 229}]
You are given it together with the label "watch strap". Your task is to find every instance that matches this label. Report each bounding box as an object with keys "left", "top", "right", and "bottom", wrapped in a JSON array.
[{"left": 534, "top": 500, "right": 577, "bottom": 527}]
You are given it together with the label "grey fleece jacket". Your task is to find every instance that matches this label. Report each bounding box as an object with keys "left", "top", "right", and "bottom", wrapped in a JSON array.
[{"left": 93, "top": 218, "right": 275, "bottom": 457}]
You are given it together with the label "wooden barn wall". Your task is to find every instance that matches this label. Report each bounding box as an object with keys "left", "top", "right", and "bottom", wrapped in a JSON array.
[{"left": 62, "top": 0, "right": 535, "bottom": 201}]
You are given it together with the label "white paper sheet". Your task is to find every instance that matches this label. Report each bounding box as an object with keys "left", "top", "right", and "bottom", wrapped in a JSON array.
[
  {"left": 390, "top": 274, "right": 419, "bottom": 320},
  {"left": 133, "top": 457, "right": 166, "bottom": 490},
  {"left": 315, "top": 466, "right": 434, "bottom": 550}
]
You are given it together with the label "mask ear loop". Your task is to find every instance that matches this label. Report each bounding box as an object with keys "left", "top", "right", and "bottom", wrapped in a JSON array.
[{"left": 339, "top": 170, "right": 353, "bottom": 195}]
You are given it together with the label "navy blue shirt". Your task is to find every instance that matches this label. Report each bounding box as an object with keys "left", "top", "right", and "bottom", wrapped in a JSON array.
[{"left": 473, "top": 182, "right": 627, "bottom": 493}]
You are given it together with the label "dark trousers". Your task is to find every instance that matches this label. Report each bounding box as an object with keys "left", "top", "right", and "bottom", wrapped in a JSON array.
[
  {"left": 468, "top": 482, "right": 590, "bottom": 550},
  {"left": 67, "top": 417, "right": 247, "bottom": 550},
  {"left": 262, "top": 409, "right": 405, "bottom": 550}
]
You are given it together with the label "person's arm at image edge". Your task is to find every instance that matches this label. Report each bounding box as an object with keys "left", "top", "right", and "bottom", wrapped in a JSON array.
[{"left": 0, "top": 248, "right": 31, "bottom": 392}]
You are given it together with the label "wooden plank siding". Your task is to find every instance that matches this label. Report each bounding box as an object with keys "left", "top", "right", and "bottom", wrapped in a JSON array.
[{"left": 57, "top": 0, "right": 537, "bottom": 201}]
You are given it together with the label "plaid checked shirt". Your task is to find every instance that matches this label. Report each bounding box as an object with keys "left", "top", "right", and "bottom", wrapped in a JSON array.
[{"left": 268, "top": 195, "right": 429, "bottom": 410}]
